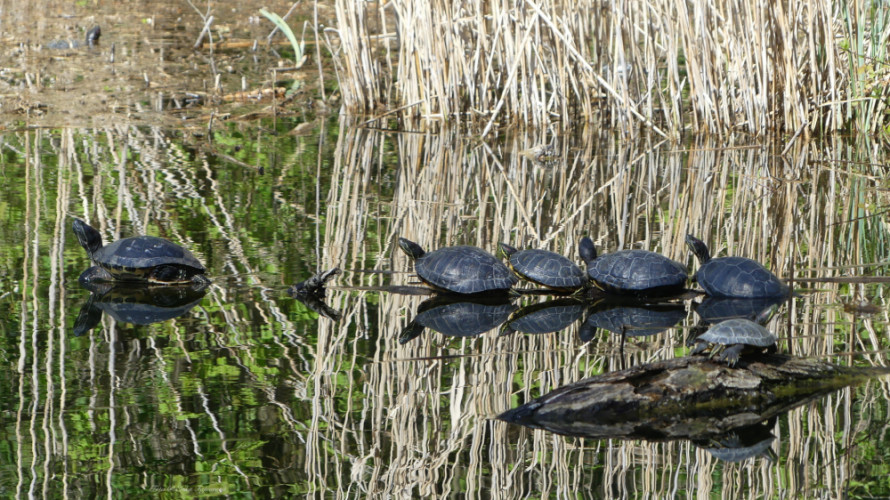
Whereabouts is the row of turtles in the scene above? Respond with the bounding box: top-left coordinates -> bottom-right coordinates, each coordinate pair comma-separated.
70,218 -> 780,367
398,235 -> 789,299
399,235 -> 785,366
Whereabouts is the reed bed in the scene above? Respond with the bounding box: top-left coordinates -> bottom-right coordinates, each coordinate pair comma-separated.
315,115 -> 890,497
329,0 -> 890,136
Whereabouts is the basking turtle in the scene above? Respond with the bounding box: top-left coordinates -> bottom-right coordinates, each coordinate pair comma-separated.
398,237 -> 517,294
689,317 -> 778,366
685,234 -> 789,298
45,25 -> 101,50
583,237 -> 688,297
73,218 -> 209,285
498,241 -> 594,292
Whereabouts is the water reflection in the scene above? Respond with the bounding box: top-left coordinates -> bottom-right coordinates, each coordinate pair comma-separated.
694,419 -> 778,463
3,118 -> 890,497
73,281 -> 208,335
499,297 -> 587,336
578,299 -> 687,342
692,296 -> 788,325
399,294 -> 517,343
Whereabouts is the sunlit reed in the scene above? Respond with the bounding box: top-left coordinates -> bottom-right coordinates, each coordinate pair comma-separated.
329,0 -> 890,136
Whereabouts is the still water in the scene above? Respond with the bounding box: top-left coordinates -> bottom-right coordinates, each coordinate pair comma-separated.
1,122 -> 889,498
1,0 -> 889,496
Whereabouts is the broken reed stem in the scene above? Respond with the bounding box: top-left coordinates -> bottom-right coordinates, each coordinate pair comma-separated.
330,0 -> 890,136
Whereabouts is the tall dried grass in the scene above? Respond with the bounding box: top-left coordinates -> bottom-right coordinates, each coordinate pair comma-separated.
327,0 -> 890,136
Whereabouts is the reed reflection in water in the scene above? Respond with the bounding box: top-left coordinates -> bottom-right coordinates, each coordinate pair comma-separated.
2,119 -> 889,497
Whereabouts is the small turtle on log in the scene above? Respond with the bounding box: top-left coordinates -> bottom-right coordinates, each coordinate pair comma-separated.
690,317 -> 778,366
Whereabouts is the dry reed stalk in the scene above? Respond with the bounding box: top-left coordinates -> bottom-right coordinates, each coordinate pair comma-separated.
329,0 -> 890,135
314,119 -> 890,495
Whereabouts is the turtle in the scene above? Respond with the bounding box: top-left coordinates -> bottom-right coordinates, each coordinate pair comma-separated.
582,237 -> 688,297
689,317 -> 778,366
45,25 -> 101,50
685,234 -> 790,298
497,241 -> 594,292
398,237 -> 517,294
73,218 -> 209,285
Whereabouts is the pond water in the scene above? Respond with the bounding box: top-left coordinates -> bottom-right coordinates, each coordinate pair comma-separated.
2,1 -> 890,498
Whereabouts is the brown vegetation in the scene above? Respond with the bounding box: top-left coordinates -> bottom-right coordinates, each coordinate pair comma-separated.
328,0 -> 890,136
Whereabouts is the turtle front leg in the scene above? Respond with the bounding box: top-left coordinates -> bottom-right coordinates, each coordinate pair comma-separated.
689,340 -> 709,356
150,265 -> 189,283
718,344 -> 745,366
78,266 -> 114,284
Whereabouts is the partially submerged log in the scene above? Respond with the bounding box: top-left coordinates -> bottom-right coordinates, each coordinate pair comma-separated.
499,354 -> 890,441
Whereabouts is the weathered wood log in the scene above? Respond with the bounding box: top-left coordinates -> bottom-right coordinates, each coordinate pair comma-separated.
499,354 -> 890,441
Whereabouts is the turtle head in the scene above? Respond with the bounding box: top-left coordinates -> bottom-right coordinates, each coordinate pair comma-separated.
578,237 -> 597,265
685,234 -> 711,263
753,303 -> 779,325
398,238 -> 425,260
497,243 -> 518,259
73,219 -> 103,260
85,26 -> 101,47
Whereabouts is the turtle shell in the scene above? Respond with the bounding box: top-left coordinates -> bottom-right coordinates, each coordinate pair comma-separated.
414,245 -> 518,294
587,249 -> 687,296
696,318 -> 777,348
506,248 -> 587,291
695,257 -> 789,298
93,236 -> 206,281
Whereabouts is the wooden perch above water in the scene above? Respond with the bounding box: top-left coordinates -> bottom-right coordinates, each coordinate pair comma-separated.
499,355 -> 890,443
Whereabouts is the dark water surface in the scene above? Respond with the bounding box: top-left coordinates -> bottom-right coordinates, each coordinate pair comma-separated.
2,1 -> 890,498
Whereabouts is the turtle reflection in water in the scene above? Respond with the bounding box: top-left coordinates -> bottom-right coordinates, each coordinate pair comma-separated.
73,218 -> 209,285
578,300 -> 686,343
399,295 -> 517,344
499,298 -> 587,336
692,295 -> 787,326
74,280 -> 208,335
694,419 -> 778,463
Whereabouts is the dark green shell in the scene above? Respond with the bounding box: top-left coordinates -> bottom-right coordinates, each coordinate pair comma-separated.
587,249 -> 687,296
505,248 -> 587,291
92,235 -> 205,279
696,318 -> 777,348
411,244 -> 517,294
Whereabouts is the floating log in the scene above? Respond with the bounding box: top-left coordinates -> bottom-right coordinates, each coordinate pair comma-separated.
499,354 -> 890,441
